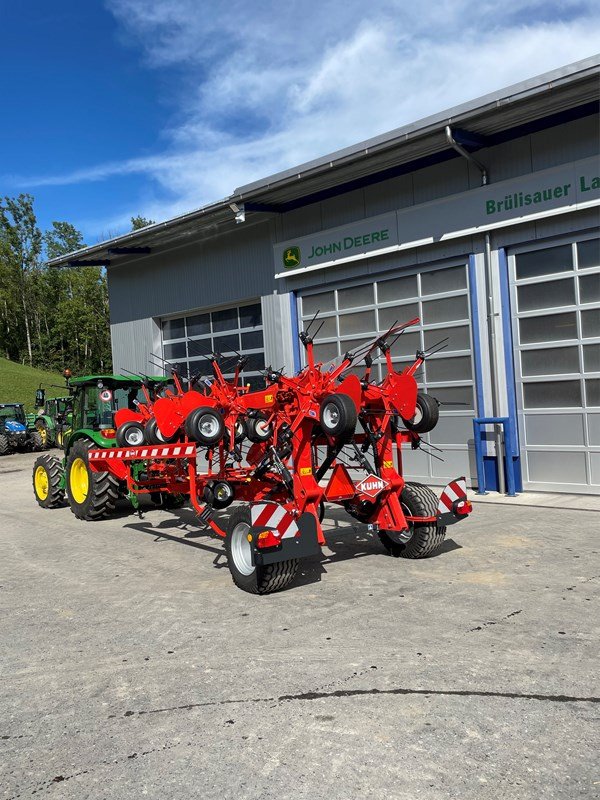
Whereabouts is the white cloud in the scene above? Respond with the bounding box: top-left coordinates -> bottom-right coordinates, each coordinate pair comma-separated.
12,1 -> 600,233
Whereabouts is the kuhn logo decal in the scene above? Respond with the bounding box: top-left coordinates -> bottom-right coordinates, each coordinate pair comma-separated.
356,473 -> 389,499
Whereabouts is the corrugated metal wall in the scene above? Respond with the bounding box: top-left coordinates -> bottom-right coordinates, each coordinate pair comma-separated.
108,220 -> 276,326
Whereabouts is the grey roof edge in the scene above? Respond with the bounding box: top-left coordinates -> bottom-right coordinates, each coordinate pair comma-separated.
234,54 -> 600,195
47,55 -> 600,268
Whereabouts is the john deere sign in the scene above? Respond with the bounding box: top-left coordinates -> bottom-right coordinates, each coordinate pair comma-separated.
274,156 -> 599,278
276,212 -> 398,273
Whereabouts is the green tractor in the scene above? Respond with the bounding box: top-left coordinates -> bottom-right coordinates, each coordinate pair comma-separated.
0,403 -> 44,456
29,389 -> 73,449
32,374 -> 171,519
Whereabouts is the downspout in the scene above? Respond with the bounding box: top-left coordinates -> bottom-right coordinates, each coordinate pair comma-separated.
445,126 -> 505,494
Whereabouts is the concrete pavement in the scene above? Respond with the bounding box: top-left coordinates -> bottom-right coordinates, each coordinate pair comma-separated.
1,450 -> 598,799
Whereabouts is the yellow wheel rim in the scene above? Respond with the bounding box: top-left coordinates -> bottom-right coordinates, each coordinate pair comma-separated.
39,427 -> 47,445
56,431 -> 64,448
34,465 -> 49,500
70,457 -> 89,504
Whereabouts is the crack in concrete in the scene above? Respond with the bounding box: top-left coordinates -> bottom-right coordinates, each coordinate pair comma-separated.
468,608 -> 523,632
115,684 -> 599,719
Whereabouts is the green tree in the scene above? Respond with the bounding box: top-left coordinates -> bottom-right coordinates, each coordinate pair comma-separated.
0,194 -> 42,365
130,215 -> 155,230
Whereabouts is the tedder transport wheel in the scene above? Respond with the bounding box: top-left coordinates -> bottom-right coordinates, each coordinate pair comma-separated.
185,407 -> 225,446
144,417 -> 179,445
402,392 -> 439,434
225,506 -> 299,595
116,421 -> 146,447
65,439 -> 120,521
319,393 -> 357,438
379,482 -> 446,559
32,454 -> 65,508
0,434 -> 10,456
245,414 -> 272,444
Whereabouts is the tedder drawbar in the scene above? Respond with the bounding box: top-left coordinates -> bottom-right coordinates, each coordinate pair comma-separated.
33,317 -> 472,594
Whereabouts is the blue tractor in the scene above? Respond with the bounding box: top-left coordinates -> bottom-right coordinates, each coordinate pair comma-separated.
0,403 -> 44,456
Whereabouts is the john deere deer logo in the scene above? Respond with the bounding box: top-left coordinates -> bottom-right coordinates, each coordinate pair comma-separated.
283,246 -> 301,268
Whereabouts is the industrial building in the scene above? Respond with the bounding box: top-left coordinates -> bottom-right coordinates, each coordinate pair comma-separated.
49,57 -> 600,494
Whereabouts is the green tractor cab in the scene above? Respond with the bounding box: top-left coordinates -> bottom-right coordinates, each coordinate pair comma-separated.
31,393 -> 73,449
32,374 -> 172,520
0,403 -> 44,456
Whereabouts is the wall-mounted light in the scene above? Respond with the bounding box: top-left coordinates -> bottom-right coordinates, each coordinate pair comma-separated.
229,202 -> 246,223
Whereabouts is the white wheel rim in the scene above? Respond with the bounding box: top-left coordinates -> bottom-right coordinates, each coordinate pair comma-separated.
126,427 -> 144,446
322,403 -> 339,430
255,419 -> 270,438
231,521 -> 254,576
412,405 -> 423,424
199,414 -> 220,438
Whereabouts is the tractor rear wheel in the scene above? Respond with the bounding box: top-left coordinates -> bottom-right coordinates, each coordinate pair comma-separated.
378,482 -> 446,558
65,439 -> 120,521
32,455 -> 65,508
0,434 -> 10,456
225,506 -> 299,594
402,392 -> 439,434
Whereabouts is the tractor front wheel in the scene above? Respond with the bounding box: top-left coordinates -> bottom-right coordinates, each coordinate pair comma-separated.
65,440 -> 120,520
0,433 -> 11,456
29,430 -> 44,452
35,421 -> 50,449
378,482 -> 446,558
32,455 -> 65,508
225,506 -> 299,594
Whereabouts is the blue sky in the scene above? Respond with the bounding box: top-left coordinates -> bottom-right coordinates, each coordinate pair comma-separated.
1,1 -> 599,245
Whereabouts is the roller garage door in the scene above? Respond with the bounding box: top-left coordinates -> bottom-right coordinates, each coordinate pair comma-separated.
298,261 -> 478,486
160,301 -> 266,390
509,236 -> 600,493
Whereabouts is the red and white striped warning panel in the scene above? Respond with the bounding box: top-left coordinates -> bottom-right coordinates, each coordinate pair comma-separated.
89,443 -> 197,461
438,477 -> 468,514
251,502 -> 299,539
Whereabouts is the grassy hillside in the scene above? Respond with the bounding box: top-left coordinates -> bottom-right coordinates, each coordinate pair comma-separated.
0,358 -> 67,410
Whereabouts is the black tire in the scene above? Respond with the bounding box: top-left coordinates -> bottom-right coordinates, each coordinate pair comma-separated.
144,417 -> 179,445
32,454 -> 65,509
234,419 -> 247,443
29,430 -> 44,452
378,482 -> 446,559
225,505 -> 299,594
245,414 -> 273,444
185,407 -> 225,446
116,420 -> 146,447
35,420 -> 51,449
203,480 -> 235,510
0,433 -> 11,456
65,439 -> 120,521
402,393 -> 439,434
319,393 -> 357,438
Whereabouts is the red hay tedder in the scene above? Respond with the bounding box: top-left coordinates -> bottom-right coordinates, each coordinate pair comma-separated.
86,316 -> 472,594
